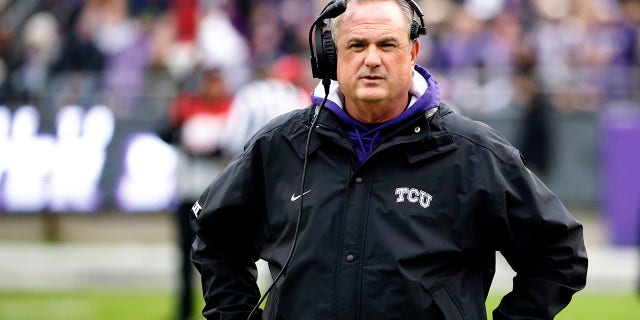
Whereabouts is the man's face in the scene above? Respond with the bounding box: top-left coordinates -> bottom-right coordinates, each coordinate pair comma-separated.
335,1 -> 418,113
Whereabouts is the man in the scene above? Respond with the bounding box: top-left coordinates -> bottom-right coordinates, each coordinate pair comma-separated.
167,65 -> 234,320
190,1 -> 588,319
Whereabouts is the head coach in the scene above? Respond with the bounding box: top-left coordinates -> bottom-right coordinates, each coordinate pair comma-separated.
189,0 -> 588,319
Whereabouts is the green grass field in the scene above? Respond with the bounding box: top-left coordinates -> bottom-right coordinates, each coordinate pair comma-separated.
0,290 -> 203,320
0,290 -> 638,320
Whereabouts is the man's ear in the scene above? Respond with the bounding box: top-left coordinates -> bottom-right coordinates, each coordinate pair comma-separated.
410,39 -> 420,66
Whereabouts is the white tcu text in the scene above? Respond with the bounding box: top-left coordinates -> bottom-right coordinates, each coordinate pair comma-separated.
395,187 -> 433,208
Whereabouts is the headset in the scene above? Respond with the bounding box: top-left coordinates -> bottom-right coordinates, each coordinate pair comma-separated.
246,1 -> 427,319
309,0 -> 427,87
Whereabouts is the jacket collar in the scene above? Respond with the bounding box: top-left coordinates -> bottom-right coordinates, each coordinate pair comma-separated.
285,104 -> 457,164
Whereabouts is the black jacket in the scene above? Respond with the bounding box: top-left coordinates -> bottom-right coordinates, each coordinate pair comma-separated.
191,103 -> 588,320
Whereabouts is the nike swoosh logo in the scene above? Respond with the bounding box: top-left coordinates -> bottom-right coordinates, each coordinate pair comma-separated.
290,190 -> 311,201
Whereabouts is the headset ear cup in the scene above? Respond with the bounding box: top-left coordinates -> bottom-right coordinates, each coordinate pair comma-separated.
321,30 -> 338,80
314,26 -> 338,80
410,20 -> 420,40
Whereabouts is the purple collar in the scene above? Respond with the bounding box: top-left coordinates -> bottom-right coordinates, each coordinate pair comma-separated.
311,65 -> 441,163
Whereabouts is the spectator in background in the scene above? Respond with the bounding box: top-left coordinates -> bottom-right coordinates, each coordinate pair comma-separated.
0,0 -> 61,102
196,4 -> 251,93
91,0 -> 156,118
159,4 -> 255,319
224,0 -> 316,64
11,11 -> 59,103
166,64 -> 234,320
513,45 -> 554,180
221,54 -> 312,157
430,5 -> 484,71
565,0 -> 619,112
606,0 -> 640,102
48,0 -> 106,110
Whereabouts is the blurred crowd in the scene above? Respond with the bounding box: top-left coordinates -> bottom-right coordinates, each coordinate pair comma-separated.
0,0 -> 639,120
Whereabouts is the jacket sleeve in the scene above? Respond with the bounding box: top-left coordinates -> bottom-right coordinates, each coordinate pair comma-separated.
492,152 -> 588,320
190,148 -> 266,320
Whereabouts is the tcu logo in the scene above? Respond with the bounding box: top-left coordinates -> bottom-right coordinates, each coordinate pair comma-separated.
395,187 -> 433,208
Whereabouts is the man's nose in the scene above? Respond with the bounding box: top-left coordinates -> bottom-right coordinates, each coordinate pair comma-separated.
364,46 -> 381,67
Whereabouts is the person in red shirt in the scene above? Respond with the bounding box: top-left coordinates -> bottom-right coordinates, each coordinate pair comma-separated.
169,65 -> 234,153
168,64 -> 233,320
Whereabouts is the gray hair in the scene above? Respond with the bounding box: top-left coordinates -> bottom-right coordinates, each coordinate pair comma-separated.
330,0 -> 416,43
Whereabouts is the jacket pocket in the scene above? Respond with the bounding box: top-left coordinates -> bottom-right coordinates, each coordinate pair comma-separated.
428,282 -> 465,320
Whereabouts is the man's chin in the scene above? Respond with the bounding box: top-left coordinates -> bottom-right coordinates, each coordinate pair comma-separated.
355,90 -> 386,103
